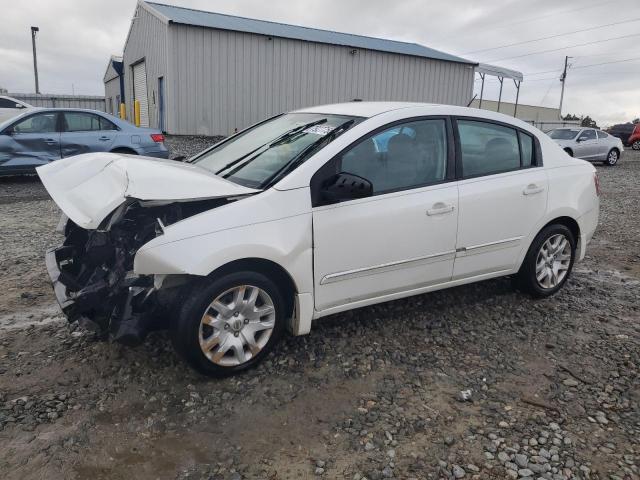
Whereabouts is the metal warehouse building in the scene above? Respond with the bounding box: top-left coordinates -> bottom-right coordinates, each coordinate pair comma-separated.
107,1 -> 477,136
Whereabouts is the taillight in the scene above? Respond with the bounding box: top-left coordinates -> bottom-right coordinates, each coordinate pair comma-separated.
150,133 -> 165,143
594,173 -> 601,196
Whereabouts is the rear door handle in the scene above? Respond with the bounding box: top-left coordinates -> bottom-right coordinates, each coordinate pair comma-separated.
98,136 -> 111,141
427,203 -> 455,216
44,138 -> 57,145
523,184 -> 544,195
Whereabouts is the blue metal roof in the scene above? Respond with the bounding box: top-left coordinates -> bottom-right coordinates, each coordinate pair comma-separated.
145,2 -> 475,65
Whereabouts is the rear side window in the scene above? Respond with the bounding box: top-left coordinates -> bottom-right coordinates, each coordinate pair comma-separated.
63,112 -> 116,132
597,130 -> 608,139
458,120 -> 520,177
519,131 -> 534,167
0,98 -> 20,108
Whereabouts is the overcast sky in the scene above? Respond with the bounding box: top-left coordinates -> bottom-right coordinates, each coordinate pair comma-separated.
1,0 -> 638,126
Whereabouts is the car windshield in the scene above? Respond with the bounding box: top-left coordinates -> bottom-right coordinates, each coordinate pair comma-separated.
548,129 -> 580,140
191,113 -> 363,188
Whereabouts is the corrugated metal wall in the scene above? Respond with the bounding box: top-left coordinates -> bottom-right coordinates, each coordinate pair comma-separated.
9,93 -> 106,111
104,78 -> 120,115
122,4 -> 169,129
166,24 -> 475,136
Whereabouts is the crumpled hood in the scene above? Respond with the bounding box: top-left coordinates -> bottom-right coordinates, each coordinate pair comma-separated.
37,152 -> 259,229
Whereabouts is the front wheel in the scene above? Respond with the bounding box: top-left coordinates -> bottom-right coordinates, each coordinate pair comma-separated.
516,224 -> 576,298
604,149 -> 619,166
172,271 -> 285,377
632,141 -> 640,151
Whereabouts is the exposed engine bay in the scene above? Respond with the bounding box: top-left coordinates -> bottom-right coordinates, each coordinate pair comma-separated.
46,198 -> 229,345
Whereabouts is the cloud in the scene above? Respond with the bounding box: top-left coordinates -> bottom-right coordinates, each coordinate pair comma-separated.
1,0 -> 638,125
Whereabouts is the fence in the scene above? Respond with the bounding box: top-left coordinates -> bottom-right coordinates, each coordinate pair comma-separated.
8,93 -> 106,112
525,120 -> 581,132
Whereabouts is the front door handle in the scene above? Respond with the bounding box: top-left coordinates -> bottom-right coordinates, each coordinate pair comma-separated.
98,136 -> 111,141
523,184 -> 544,195
44,138 -> 57,145
427,203 -> 455,216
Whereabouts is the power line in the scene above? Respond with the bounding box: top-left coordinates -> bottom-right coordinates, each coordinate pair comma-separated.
442,0 -> 618,41
463,17 -> 640,54
571,56 -> 640,69
485,32 -> 640,62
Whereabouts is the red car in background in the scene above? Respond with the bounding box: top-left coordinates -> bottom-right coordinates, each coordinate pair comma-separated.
608,123 -> 640,150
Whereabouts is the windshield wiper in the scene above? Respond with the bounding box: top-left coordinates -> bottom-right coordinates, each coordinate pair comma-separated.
263,119 -> 356,188
214,118 -> 329,178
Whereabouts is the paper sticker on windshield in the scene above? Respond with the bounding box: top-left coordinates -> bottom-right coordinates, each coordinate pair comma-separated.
303,125 -> 335,136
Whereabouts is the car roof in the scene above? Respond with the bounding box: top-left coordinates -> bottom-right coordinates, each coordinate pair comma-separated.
295,101 -> 428,118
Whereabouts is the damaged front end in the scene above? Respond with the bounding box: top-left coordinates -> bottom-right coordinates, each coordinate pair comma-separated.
45,199 -> 226,345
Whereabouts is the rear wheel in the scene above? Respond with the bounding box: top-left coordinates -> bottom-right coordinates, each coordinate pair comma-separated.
604,149 -> 619,166
172,271 -> 285,377
516,224 -> 576,298
110,148 -> 138,155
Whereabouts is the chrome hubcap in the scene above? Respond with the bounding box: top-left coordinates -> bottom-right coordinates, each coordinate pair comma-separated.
535,234 -> 571,289
198,285 -> 275,366
608,151 -> 618,163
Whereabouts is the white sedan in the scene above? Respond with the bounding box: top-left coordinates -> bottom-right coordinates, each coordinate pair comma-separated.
0,95 -> 34,123
38,102 -> 600,377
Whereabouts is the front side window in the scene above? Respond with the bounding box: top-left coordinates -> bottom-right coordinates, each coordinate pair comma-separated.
191,113 -> 362,188
458,120 -> 520,177
338,119 -> 447,194
63,112 -> 112,132
548,129 -> 580,140
12,113 -> 57,134
579,130 -> 596,141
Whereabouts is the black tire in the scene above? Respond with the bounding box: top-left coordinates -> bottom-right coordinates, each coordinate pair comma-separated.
564,148 -> 573,157
172,271 -> 285,377
110,148 -> 138,155
632,140 -> 640,151
604,148 -> 619,166
516,224 -> 576,298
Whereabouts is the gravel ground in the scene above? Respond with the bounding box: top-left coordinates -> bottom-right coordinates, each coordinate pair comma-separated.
0,143 -> 638,480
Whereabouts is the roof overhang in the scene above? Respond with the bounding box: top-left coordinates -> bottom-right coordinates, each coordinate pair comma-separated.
476,63 -> 523,82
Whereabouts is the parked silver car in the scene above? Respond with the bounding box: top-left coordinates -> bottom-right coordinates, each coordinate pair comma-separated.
547,127 -> 623,166
0,108 -> 169,176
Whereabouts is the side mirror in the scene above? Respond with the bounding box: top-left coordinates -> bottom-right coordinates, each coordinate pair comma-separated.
2,127 -> 14,135
576,136 -> 586,142
320,172 -> 373,204
15,103 -> 25,109
172,155 -> 186,162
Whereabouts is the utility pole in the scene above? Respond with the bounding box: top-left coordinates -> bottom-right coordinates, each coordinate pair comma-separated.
31,26 -> 40,94
558,55 -> 571,119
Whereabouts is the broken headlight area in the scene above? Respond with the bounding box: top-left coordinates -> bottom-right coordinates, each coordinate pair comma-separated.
45,198 -> 227,345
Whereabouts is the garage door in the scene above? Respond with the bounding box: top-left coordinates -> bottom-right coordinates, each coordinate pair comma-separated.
132,62 -> 149,127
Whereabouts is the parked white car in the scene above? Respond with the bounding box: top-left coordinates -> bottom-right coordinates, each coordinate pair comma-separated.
38,102 -> 600,376
547,127 -> 624,166
0,95 -> 34,123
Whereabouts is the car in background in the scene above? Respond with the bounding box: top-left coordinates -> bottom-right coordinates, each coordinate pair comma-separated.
626,124 -> 640,150
39,102 -> 600,377
607,122 -> 638,148
0,108 -> 169,175
547,127 -> 623,166
0,95 -> 34,123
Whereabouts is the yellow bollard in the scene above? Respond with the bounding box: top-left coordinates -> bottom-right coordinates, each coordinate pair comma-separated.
134,100 -> 141,126
119,103 -> 126,120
